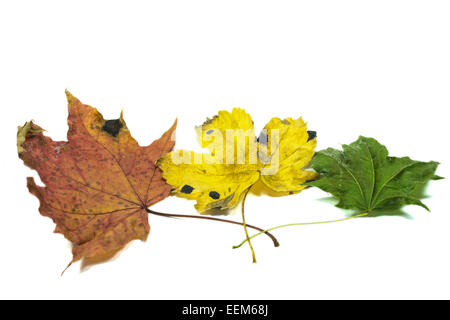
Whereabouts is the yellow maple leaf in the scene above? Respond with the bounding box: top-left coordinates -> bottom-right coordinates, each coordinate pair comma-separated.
157,108 -> 318,213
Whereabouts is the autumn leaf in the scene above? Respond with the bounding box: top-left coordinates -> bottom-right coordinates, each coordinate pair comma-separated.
157,108 -> 318,213
17,91 -> 176,269
157,109 -> 317,262
306,136 -> 441,214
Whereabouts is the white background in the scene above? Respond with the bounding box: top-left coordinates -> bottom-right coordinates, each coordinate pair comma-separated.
1,0 -> 449,299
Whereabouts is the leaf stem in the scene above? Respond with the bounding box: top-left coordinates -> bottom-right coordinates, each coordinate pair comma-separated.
232,212 -> 368,249
145,207 -> 280,247
241,188 -> 257,263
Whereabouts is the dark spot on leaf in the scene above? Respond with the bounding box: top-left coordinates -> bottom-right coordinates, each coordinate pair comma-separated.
206,129 -> 214,134
257,131 -> 268,145
102,119 -> 123,137
209,191 -> 220,199
307,131 -> 317,142
180,185 -> 194,194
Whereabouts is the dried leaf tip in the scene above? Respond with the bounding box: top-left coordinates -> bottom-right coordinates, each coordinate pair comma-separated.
171,118 -> 178,129
17,121 -> 44,154
64,89 -> 77,105
169,118 -> 178,140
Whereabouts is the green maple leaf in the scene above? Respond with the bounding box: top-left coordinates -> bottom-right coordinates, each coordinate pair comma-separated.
306,136 -> 442,214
